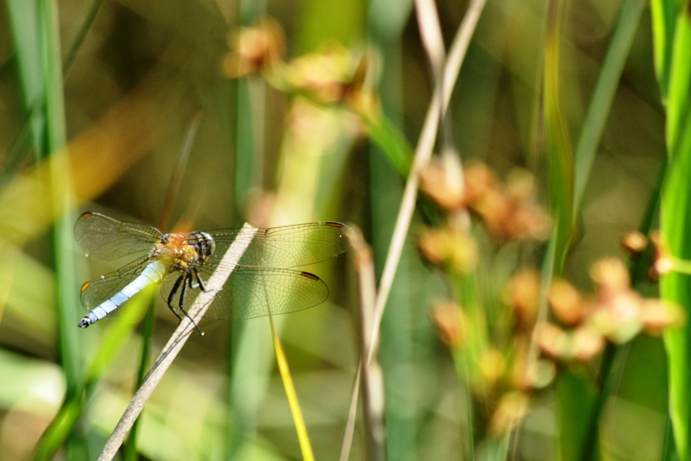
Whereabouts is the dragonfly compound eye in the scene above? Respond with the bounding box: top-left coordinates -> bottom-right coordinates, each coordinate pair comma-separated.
189,231 -> 216,260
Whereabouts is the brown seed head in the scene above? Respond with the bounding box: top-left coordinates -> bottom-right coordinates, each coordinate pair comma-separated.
431,300 -> 466,347
222,17 -> 285,78
590,290 -> 644,344
286,45 -> 355,104
571,324 -> 604,361
548,279 -> 586,326
534,322 -> 569,359
591,258 -> 630,300
650,232 -> 673,277
463,162 -> 496,204
489,392 -> 530,437
504,269 -> 541,329
419,155 -> 465,211
621,231 -> 648,254
417,226 -> 478,274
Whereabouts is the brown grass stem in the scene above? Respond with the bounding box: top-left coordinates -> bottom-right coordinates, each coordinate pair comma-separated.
366,0 -> 487,367
338,2 -> 488,458
340,227 -> 385,461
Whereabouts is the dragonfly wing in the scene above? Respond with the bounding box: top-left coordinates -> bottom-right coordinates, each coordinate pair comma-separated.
161,267 -> 329,321
207,221 -> 349,268
74,211 -> 161,260
80,255 -> 153,310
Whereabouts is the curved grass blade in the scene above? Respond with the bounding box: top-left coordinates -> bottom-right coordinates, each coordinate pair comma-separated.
33,287 -> 153,461
269,314 -> 315,461
572,0 -> 648,217
543,0 -> 574,271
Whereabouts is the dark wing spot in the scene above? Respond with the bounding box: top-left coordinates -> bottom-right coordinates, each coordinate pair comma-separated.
300,271 -> 320,281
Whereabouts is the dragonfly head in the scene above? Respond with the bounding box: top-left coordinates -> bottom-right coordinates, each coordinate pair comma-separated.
188,231 -> 216,262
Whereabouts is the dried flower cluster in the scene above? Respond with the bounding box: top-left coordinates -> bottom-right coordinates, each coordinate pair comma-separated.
431,292 -> 555,436
222,17 -> 378,120
418,225 -> 478,274
533,258 -> 683,361
221,17 -> 285,78
431,257 -> 683,436
419,161 -> 554,436
419,159 -> 552,242
422,160 -> 683,437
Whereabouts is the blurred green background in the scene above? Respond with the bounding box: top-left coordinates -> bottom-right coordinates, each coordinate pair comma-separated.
0,0 -> 673,460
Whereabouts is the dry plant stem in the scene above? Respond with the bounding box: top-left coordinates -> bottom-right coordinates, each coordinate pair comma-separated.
340,228 -> 385,461
339,366 -> 362,461
416,0 -> 451,158
415,0 -> 447,77
341,1 -> 487,456
367,0 -> 487,366
97,224 -> 258,461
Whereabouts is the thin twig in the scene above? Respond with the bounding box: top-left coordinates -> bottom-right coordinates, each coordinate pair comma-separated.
367,0 -> 487,366
340,227 -> 384,461
415,0 -> 447,79
97,224 -> 258,461
337,2 -> 487,458
339,366 -> 362,461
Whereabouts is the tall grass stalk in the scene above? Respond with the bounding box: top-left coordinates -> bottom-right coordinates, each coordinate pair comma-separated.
655,1 -> 691,459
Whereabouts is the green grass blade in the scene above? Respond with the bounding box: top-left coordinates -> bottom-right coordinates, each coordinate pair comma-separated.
573,0 -> 648,216
543,0 -> 574,271
6,3 -> 83,458
660,6 -> 691,461
33,290 -> 151,461
5,0 -> 45,161
567,1 -> 651,458
661,100 -> 691,461
38,0 -> 82,393
556,370 -> 600,461
662,413 -> 676,460
363,114 -> 413,177
650,0 -> 683,101
4,0 -> 105,177
542,2 -> 606,461
665,8 -> 691,157
62,0 -> 105,74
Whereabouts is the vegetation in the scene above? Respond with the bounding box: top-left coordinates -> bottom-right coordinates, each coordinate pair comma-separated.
0,0 -> 688,460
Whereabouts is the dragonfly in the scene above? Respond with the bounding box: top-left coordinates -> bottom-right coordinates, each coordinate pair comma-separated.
74,211 -> 349,328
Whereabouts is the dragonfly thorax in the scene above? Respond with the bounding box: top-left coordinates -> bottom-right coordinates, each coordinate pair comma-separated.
150,231 -> 216,272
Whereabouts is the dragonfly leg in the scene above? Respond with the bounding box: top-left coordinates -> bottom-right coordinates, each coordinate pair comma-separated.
177,273 -> 203,335
190,268 -> 210,292
167,274 -> 185,322
179,273 -> 191,313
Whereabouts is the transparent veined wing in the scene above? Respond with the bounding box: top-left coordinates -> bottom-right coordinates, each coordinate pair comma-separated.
80,255 -> 153,310
207,221 -> 349,268
74,211 -> 162,261
160,266 -> 329,320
